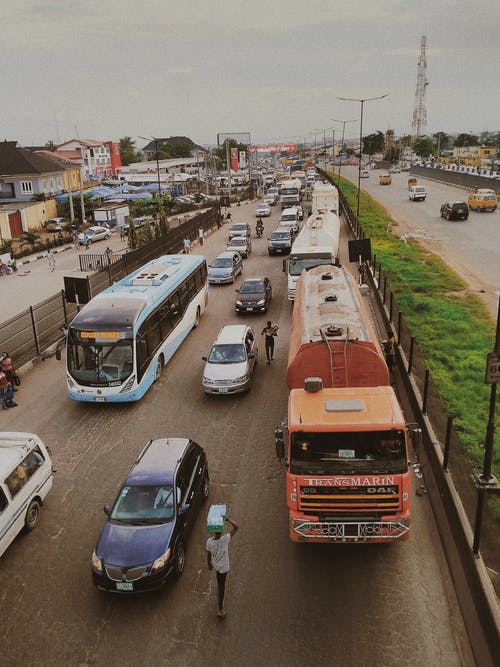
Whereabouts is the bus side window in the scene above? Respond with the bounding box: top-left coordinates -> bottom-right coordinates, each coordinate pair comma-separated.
136,336 -> 149,381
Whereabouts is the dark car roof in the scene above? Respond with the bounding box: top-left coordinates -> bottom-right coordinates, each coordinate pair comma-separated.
127,438 -> 192,486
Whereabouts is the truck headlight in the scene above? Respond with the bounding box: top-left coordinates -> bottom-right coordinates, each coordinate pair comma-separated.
151,547 -> 171,572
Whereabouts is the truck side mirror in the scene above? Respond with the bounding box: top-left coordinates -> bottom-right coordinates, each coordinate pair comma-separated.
275,426 -> 285,460
55,349 -> 61,361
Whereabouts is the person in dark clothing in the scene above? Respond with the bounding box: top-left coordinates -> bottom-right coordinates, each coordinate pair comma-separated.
261,321 -> 278,364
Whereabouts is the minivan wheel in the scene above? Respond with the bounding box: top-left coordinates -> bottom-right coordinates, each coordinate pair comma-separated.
173,540 -> 185,578
25,500 -> 41,531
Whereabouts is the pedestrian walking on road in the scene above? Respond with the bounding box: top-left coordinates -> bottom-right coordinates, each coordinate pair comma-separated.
83,234 -> 90,250
206,516 -> 239,619
261,320 -> 279,363
198,227 -> 204,246
183,237 -> 191,254
47,250 -> 56,272
1,352 -> 17,390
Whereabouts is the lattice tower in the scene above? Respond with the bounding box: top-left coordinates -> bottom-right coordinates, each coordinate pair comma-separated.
412,35 -> 429,138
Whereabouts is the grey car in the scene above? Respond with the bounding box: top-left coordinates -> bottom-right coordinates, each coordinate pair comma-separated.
226,236 -> 252,258
202,325 -> 258,394
208,251 -> 243,284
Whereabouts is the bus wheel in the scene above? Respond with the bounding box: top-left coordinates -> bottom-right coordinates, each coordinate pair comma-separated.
155,356 -> 164,381
194,306 -> 201,328
25,500 -> 41,531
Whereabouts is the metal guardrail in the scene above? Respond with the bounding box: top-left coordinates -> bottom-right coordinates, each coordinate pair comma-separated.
319,168 -> 500,664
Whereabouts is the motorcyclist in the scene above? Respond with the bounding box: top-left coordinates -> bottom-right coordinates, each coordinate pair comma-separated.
256,218 -> 264,237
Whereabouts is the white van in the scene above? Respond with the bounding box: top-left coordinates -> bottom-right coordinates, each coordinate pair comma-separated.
280,207 -> 300,235
0,432 -> 53,557
408,185 -> 427,201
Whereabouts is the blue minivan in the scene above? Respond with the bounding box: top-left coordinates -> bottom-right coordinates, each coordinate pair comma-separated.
92,438 -> 209,592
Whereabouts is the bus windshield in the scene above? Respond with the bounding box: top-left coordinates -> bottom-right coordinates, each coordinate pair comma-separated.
67,330 -> 134,386
290,430 -> 407,475
289,257 -> 332,276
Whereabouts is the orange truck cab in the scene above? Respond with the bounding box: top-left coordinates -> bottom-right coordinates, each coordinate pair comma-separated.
407,177 -> 417,189
379,174 -> 392,185
277,383 -> 411,543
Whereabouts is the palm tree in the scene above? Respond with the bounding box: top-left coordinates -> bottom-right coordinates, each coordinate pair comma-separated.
21,231 -> 42,252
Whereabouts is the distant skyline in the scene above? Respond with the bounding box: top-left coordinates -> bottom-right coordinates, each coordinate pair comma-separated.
2,1 -> 499,149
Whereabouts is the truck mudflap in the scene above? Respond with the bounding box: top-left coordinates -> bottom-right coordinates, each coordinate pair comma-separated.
291,518 -> 410,542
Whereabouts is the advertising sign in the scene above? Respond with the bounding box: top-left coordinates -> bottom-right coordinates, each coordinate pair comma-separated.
231,148 -> 239,172
249,144 -> 298,153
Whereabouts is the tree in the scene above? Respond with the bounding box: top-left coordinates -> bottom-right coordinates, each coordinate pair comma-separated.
214,138 -> 248,169
432,132 -> 449,151
119,137 -> 139,166
21,231 -> 41,252
45,140 -> 57,151
454,133 -> 479,147
413,136 -> 434,158
362,131 -> 385,156
58,193 -> 98,224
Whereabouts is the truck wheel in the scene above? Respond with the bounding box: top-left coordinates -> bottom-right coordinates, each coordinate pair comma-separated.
25,500 -> 41,531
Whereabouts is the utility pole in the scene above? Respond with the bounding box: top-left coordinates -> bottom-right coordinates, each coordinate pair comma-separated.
331,118 -> 357,187
338,94 -> 389,222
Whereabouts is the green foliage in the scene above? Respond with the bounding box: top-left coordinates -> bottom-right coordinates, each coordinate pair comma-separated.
335,173 -> 500,489
362,131 -> 385,155
155,138 -> 195,160
20,230 -> 41,251
119,136 -> 140,166
127,220 -> 137,249
58,194 -> 98,222
214,138 -> 248,169
432,131 -> 449,150
454,133 -> 479,147
413,136 -> 434,157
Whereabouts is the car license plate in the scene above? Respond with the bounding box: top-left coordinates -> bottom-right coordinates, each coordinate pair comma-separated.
116,582 -> 133,591
218,387 -> 228,393
246,307 -> 253,311
276,249 -> 282,253
95,397 -> 106,402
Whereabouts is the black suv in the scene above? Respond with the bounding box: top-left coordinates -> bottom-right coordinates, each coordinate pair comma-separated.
440,201 -> 469,221
92,438 -> 209,592
268,226 -> 293,255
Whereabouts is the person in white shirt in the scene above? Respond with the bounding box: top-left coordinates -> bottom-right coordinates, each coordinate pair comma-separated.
206,515 -> 239,618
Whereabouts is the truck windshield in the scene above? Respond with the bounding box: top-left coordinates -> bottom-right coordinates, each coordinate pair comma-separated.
290,430 -> 407,475
289,257 -> 332,276
67,330 -> 134,386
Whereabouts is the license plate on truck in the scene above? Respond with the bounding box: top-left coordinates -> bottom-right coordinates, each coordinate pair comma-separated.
116,582 -> 133,591
95,397 -> 106,402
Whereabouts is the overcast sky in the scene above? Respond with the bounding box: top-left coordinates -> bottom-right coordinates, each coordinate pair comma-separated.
2,0 -> 499,149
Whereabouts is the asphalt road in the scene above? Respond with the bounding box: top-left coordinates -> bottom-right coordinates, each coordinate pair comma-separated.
338,165 -> 500,320
0,200 -> 474,666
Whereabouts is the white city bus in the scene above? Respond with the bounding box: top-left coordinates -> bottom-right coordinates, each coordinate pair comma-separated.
66,254 -> 208,402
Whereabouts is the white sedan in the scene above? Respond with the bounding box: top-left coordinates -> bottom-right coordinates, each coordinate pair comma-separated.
256,203 -> 271,217
78,226 -> 111,245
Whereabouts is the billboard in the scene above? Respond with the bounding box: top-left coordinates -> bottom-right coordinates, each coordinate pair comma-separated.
249,144 -> 298,153
230,148 -> 239,172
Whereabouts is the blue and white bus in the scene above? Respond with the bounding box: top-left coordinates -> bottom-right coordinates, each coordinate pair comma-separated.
66,254 -> 208,402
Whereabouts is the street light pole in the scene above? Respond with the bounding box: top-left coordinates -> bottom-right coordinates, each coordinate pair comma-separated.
338,94 -> 389,222
139,135 -> 163,221
331,118 -> 357,187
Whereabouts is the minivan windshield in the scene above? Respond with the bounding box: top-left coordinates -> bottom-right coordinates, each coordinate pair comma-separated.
111,484 -> 175,524
208,344 -> 246,363
211,257 -> 232,268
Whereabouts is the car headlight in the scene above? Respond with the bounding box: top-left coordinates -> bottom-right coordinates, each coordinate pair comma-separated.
236,300 -> 243,306
92,550 -> 103,573
151,547 -> 171,572
256,299 -> 266,306
234,374 -> 249,383
203,377 -> 214,384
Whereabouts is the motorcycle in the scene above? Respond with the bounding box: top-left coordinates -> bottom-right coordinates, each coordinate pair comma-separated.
256,222 -> 264,238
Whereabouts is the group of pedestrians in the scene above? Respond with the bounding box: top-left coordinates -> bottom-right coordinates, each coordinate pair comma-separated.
0,352 -> 18,410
